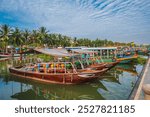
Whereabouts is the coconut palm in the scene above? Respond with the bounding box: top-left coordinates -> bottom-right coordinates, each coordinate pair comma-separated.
0,24 -> 12,53
72,37 -> 78,46
37,27 -> 49,47
47,34 -> 54,47
29,30 -> 39,47
22,29 -> 30,46
11,27 -> 24,53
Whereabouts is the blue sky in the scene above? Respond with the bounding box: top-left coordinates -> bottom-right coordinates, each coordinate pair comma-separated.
0,0 -> 150,44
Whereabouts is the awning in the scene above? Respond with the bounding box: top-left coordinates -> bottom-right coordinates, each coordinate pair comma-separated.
70,49 -> 97,54
34,48 -> 76,57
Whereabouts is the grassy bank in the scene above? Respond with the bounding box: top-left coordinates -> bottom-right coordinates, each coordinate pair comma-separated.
134,56 -> 147,65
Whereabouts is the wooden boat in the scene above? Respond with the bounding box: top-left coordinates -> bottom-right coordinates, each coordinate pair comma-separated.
0,53 -> 20,58
0,53 -> 12,57
0,58 -> 9,62
54,48 -> 119,70
83,57 -> 120,70
9,62 -> 108,84
88,61 -> 119,70
116,55 -> 138,63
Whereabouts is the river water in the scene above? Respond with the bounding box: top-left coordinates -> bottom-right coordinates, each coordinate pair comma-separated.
0,58 -> 146,100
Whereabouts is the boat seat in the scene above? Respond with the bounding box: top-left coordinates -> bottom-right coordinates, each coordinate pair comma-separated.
56,69 -> 65,73
47,69 -> 54,73
67,69 -> 73,73
39,68 -> 44,72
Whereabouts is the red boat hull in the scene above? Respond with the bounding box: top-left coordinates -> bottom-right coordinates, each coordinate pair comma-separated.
88,61 -> 119,70
9,67 -> 102,84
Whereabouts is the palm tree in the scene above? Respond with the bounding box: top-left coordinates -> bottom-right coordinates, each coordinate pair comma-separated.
38,27 -> 49,47
47,34 -> 54,47
22,29 -> 30,46
72,37 -> 78,46
60,35 -> 72,47
11,27 -> 24,52
49,33 -> 58,47
0,24 -> 12,53
29,30 -> 38,46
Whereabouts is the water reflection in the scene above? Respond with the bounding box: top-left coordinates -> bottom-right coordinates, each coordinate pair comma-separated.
0,60 -> 144,100
98,63 -> 139,100
115,63 -> 138,76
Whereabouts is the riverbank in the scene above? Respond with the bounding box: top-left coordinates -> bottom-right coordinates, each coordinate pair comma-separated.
133,55 -> 150,99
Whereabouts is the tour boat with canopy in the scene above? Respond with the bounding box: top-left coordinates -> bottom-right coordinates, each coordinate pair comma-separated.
69,49 -> 120,70
9,48 -> 108,84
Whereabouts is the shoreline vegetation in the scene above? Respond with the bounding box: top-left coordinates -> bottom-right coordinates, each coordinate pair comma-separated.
0,24 -> 144,52
0,24 -> 149,64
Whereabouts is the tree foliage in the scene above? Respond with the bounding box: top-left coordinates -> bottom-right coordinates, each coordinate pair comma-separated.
0,24 -> 141,51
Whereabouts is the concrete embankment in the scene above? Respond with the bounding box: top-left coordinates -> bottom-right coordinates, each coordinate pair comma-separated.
133,56 -> 150,100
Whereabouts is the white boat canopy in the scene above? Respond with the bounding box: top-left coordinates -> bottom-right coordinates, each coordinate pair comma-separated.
34,48 -> 77,57
70,49 -> 97,54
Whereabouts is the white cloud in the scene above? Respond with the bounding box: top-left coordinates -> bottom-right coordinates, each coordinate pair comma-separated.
0,0 -> 150,44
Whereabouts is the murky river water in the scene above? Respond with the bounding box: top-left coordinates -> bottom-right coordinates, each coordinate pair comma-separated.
0,58 -> 146,100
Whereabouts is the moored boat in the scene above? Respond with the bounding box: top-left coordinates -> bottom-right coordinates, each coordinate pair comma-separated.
68,48 -> 120,70
0,53 -> 20,58
85,57 -> 120,70
9,62 -> 108,84
116,55 -> 138,63
0,58 -> 9,62
0,53 -> 12,57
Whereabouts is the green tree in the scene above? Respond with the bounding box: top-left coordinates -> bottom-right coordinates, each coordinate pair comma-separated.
29,30 -> 39,46
11,27 -> 24,52
0,24 -> 12,53
38,27 -> 49,47
22,29 -> 30,46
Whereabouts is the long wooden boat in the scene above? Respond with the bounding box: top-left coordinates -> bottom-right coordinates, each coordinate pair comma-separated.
48,48 -> 119,70
0,53 -> 12,57
88,61 -> 119,70
0,53 -> 20,58
0,58 -> 9,62
116,55 -> 138,63
9,62 -> 108,84
80,56 -> 120,70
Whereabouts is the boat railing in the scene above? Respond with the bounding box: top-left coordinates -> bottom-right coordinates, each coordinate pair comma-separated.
28,62 -> 77,74
88,56 -> 103,64
73,56 -> 104,69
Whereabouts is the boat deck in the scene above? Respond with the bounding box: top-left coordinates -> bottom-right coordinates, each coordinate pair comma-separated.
0,58 -> 9,62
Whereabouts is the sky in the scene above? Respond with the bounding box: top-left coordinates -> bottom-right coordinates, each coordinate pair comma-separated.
0,0 -> 150,44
